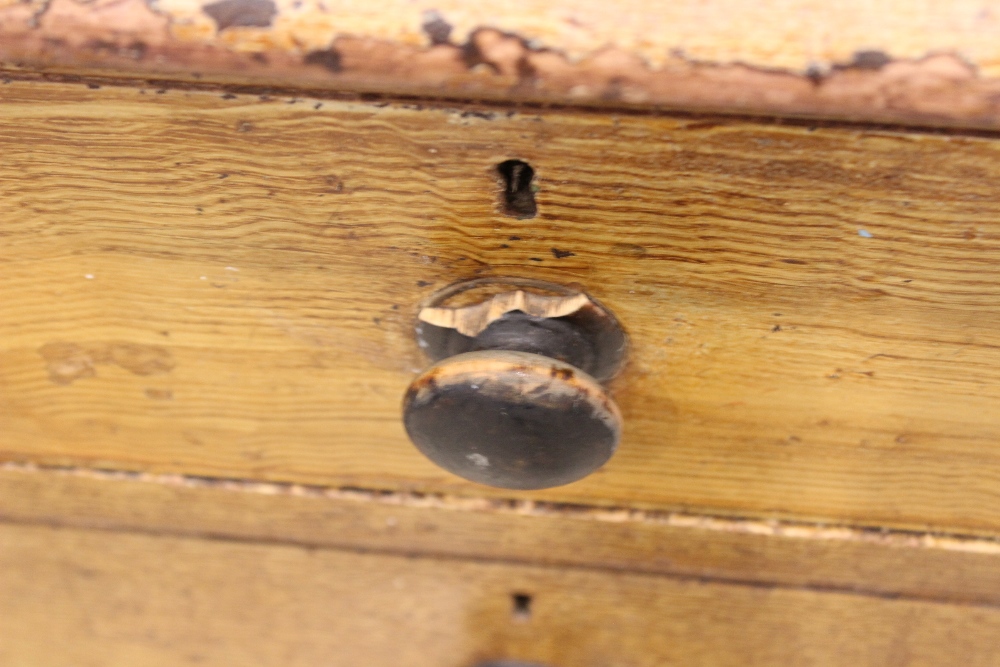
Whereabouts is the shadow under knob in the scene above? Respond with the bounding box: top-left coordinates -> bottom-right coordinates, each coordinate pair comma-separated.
403,350 -> 622,490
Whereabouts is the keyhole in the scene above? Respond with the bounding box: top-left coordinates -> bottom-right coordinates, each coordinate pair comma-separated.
511,592 -> 533,620
497,160 -> 537,219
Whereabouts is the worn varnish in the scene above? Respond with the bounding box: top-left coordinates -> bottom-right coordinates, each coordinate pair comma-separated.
4,516 -> 1000,666
3,1 -> 1000,127
5,79 -> 1000,534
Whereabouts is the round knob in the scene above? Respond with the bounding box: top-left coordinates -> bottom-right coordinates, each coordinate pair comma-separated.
403,349 -> 622,490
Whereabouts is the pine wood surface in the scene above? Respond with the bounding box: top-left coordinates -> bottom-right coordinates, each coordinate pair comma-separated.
4,78 -> 1000,535
3,517 -> 1000,666
3,0 -> 1000,127
5,464 -> 1000,609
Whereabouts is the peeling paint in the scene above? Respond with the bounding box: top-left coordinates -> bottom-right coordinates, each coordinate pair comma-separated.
203,0 -> 277,30
1,1 -> 1000,127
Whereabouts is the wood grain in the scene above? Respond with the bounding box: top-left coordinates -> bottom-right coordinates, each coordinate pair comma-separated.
3,0 -> 1000,127
6,464 -> 1000,608
5,79 -> 1000,533
4,518 -> 1000,666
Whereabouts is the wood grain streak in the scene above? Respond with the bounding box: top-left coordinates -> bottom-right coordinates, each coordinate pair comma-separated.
3,80 -> 1000,534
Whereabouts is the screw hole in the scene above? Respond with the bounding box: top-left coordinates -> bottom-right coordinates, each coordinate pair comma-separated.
511,592 -> 533,620
496,160 -> 537,219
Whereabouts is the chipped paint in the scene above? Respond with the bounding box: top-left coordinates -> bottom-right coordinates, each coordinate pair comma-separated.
0,0 -> 999,127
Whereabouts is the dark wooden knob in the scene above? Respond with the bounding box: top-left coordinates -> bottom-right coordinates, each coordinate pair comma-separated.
403,350 -> 622,490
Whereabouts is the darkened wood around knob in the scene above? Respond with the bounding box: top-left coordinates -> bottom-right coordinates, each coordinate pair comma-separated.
403,279 -> 627,490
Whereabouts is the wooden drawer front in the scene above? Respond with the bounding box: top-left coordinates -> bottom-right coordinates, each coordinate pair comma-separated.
3,79 -> 1000,535
4,519 -> 1000,667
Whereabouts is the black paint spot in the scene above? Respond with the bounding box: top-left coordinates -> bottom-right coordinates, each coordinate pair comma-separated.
496,159 -> 537,219
421,11 -> 453,46
461,31 -> 498,73
304,49 -> 342,73
461,27 -> 535,80
87,83 -> 101,89
551,248 -> 574,259
460,110 -> 495,120
203,0 -> 277,30
416,280 -> 433,287
849,50 -> 891,70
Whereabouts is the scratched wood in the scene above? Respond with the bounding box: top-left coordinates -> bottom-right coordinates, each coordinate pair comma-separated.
4,465 -> 1000,608
3,520 -> 1000,666
4,79 -> 1000,533
4,0 -> 1000,127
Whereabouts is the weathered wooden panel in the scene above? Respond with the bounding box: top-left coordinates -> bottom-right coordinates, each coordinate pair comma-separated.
3,519 -> 1000,666
4,465 -> 1000,608
4,80 -> 1000,533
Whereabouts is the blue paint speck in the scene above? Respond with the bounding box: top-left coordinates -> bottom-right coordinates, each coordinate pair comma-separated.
858,229 -> 873,238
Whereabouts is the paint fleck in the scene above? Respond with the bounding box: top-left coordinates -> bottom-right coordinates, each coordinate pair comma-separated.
225,266 -> 239,271
84,274 -> 94,279
858,229 -> 874,238
203,0 -> 277,30
467,453 -> 489,468
850,50 -> 892,70
303,49 -> 342,73
421,10 -> 453,46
